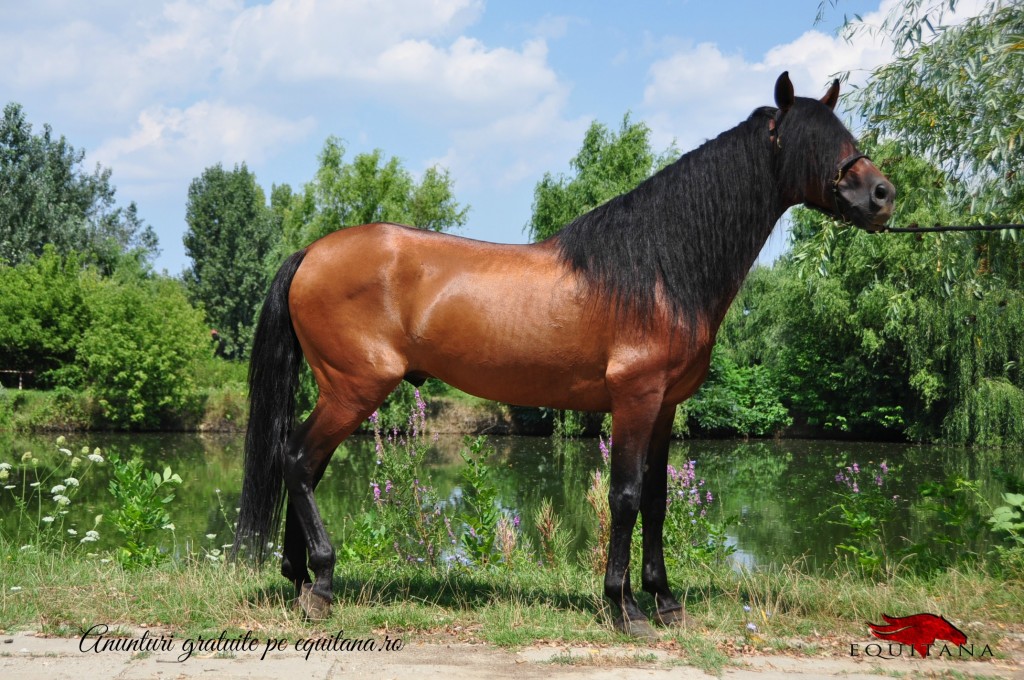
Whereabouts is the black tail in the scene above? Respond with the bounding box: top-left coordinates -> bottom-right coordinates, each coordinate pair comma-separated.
232,249 -> 307,564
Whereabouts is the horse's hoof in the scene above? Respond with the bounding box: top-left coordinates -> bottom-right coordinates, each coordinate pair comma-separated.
613,615 -> 660,641
297,582 -> 332,621
654,605 -> 692,628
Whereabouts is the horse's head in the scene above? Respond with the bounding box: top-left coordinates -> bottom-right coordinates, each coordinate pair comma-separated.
771,72 -> 895,232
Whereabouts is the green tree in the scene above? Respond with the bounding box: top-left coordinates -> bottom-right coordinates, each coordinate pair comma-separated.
183,163 -> 277,360
276,136 -> 469,256
0,102 -> 158,271
527,114 -> 679,242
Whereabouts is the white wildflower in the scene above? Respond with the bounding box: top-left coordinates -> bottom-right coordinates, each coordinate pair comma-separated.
205,533 -> 216,540
87,453 -> 104,464
29,482 -> 40,488
56,436 -> 66,446
162,523 -> 175,531
67,529 -> 78,536
42,516 -> 54,523
59,448 -> 72,457
0,462 -> 11,471
50,484 -> 67,494
53,495 -> 71,506
10,586 -> 22,592
80,530 -> 100,544
63,477 -> 79,487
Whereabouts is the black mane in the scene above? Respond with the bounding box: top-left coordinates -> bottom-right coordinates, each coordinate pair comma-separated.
551,98 -> 854,336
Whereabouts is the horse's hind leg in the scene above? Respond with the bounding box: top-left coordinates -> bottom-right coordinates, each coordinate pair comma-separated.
281,398 -> 379,620
640,406 -> 690,627
281,466 -> 328,596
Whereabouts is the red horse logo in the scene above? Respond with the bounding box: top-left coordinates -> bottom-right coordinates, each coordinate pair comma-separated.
867,613 -> 968,657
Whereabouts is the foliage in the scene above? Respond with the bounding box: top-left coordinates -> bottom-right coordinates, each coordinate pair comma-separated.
456,436 -> 504,566
183,163 -> 278,360
909,474 -> 985,572
0,102 -> 158,271
341,390 -> 451,565
273,136 -> 469,259
527,114 -> 678,242
683,348 -> 792,437
662,459 -> 734,569
533,498 -> 570,569
0,246 -> 90,386
988,491 -> 1024,575
106,451 -> 181,568
824,460 -> 899,575
76,265 -> 210,429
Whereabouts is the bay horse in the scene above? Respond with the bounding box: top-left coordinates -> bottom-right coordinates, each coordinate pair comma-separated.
233,72 -> 895,638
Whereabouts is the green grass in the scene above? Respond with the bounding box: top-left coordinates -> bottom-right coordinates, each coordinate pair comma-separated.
2,540 -> 1021,665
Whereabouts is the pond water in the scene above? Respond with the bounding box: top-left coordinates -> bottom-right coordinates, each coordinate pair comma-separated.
2,432 -> 1021,571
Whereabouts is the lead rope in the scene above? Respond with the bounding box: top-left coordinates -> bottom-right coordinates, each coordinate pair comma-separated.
878,223 -> 1024,233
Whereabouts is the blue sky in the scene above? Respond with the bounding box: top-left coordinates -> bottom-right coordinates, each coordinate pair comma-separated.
0,0 -> 983,274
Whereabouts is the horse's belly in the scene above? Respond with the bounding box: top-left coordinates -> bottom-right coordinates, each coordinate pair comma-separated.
408,299 -> 613,410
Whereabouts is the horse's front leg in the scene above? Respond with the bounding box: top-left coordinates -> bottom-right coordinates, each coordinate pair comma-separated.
640,405 -> 690,627
605,391 -> 665,640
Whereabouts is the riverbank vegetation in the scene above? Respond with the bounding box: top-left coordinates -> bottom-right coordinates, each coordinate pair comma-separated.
2,403 -> 1022,667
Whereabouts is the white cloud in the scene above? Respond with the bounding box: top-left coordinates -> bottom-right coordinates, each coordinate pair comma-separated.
93,101 -> 314,188
434,90 -> 590,190
641,0 -> 995,152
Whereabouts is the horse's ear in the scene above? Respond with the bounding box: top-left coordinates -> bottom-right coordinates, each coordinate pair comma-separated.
775,72 -> 794,113
821,79 -> 840,110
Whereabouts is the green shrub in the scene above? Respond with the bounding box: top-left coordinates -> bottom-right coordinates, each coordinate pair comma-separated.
77,272 -> 210,429
106,451 -> 182,568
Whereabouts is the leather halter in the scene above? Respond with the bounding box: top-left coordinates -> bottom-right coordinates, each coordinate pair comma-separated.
769,113 -> 870,223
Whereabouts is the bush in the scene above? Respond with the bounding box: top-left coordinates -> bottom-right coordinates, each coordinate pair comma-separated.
683,349 -> 791,437
77,271 -> 210,429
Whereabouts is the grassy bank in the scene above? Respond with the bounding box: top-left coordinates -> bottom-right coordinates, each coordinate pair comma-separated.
2,544 -> 1022,671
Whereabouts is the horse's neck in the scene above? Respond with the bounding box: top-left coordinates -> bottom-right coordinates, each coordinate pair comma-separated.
672,176 -> 787,331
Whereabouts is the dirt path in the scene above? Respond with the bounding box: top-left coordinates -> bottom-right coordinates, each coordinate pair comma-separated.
2,630 -> 1022,679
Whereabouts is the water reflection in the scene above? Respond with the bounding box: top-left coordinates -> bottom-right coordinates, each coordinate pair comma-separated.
1,432 -> 1019,570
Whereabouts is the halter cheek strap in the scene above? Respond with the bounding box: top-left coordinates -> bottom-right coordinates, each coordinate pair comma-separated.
828,152 -> 870,221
